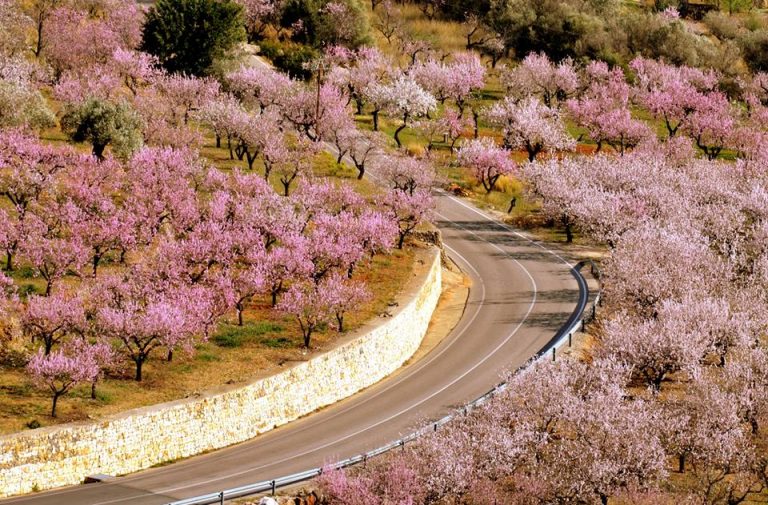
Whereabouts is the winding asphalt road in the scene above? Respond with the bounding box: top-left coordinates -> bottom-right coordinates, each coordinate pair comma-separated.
1,189 -> 580,505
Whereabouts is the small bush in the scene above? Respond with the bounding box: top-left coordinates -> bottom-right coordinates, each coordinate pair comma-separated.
259,40 -> 318,80
740,29 -> 768,72
703,12 -> 742,40
25,419 -> 41,429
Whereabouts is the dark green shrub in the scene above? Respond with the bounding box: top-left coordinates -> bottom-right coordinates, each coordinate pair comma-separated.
141,0 -> 246,76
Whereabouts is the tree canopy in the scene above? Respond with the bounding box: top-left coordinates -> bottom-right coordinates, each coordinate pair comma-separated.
141,0 -> 246,76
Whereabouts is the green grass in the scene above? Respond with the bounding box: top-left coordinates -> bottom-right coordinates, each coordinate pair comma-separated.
212,321 -> 285,348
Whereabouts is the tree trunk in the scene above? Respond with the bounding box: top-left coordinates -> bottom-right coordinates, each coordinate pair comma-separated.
564,221 -> 573,243
35,16 -> 44,57
394,122 -> 407,148
135,358 -> 144,381
336,314 -> 344,332
372,110 -> 380,131
215,134 -> 221,148
237,302 -> 244,326
246,151 -> 257,170
356,165 -> 365,180
5,251 -> 12,271
51,392 -> 60,418
91,380 -> 97,400
679,454 -> 686,473
167,349 -> 173,362
92,253 -> 101,277
93,143 -> 106,160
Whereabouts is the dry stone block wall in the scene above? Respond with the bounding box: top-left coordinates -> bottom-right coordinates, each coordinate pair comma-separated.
0,248 -> 442,498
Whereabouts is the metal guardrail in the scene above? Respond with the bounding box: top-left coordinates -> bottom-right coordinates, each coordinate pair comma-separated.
166,261 -> 600,505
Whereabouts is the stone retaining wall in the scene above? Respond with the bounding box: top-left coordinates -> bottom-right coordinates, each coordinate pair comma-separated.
0,248 -> 441,497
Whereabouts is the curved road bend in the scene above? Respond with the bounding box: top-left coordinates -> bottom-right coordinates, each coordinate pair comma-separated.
2,191 -> 580,505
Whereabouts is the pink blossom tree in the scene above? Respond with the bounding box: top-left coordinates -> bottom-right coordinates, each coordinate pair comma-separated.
567,63 -> 652,154
195,94 -> 246,153
27,348 -> 99,417
281,83 -> 350,143
500,53 -> 580,108
597,302 -> 716,390
348,130 -> 385,180
226,65 -> 294,112
275,136 -> 321,196
457,138 -> 517,193
381,189 -> 433,249
486,96 -> 575,162
278,280 -> 334,348
376,154 -> 436,196
323,274 -> 371,332
63,338 -> 117,399
236,0 -> 278,41
0,0 -> 32,58
21,290 -> 86,354
379,75 -> 436,148
111,48 -> 160,97
681,92 -> 737,160
41,0 -> 142,78
94,272 -> 207,381
631,57 -> 721,140
0,131 -> 72,270
263,242 -> 313,307
602,225 -> 728,318
415,108 -> 470,154
21,206 -> 89,296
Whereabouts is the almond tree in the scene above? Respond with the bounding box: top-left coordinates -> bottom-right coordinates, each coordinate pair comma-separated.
324,273 -> 371,332
22,291 -> 86,354
27,348 -> 99,417
348,130 -> 385,179
631,56 -> 720,139
379,75 -> 436,148
486,96 -> 575,162
277,280 -> 334,348
0,131 -> 71,270
500,52 -> 580,108
226,65 -> 294,112
93,271 -> 207,381
567,63 -> 652,154
457,138 -> 516,193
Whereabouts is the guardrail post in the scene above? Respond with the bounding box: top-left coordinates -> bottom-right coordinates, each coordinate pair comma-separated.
552,347 -> 556,362
568,331 -> 572,347
271,480 -> 276,496
400,440 -> 405,451
219,491 -> 224,505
